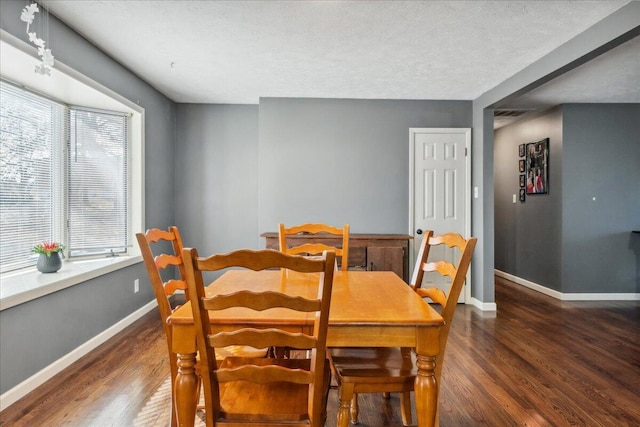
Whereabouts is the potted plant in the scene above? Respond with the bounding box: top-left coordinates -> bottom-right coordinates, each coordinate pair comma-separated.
32,241 -> 65,273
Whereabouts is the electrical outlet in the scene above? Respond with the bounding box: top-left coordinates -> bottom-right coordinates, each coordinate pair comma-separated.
134,279 -> 140,293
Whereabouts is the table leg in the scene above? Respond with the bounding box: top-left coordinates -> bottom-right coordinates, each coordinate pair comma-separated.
415,325 -> 441,427
415,353 -> 438,427
175,352 -> 198,427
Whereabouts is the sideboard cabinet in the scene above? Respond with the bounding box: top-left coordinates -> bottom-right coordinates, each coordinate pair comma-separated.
261,232 -> 413,283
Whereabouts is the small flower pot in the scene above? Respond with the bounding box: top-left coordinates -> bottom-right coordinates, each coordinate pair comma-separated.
37,252 -> 62,273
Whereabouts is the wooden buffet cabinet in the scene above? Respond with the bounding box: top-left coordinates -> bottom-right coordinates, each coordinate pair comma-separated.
261,232 -> 413,283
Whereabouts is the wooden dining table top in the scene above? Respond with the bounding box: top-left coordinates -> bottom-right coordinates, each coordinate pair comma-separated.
168,269 -> 444,348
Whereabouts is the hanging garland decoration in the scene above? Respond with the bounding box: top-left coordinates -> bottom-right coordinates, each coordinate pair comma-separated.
20,2 -> 55,75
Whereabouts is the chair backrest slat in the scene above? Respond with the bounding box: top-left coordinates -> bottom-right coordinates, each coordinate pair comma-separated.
145,227 -> 177,244
205,290 -> 322,312
210,329 -> 317,352
164,279 -> 188,295
216,365 -> 314,385
197,247 -> 330,272
155,253 -> 182,270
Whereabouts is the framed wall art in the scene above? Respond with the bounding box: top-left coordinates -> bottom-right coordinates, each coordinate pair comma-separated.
525,138 -> 549,194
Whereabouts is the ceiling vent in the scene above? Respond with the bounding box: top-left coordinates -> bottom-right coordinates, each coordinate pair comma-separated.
493,108 -> 537,129
493,109 -> 531,117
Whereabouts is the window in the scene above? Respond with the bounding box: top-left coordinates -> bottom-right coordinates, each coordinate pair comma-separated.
0,81 -> 129,273
68,108 -> 129,257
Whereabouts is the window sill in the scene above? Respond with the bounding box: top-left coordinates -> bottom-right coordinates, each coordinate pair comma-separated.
0,256 -> 142,311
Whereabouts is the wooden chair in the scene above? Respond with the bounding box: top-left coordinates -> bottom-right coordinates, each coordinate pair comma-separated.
328,231 -> 477,427
136,227 -> 267,426
279,223 -> 350,271
136,227 -> 193,427
183,247 -> 336,427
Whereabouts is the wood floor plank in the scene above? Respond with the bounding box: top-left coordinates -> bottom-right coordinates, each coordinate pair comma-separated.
1,276 -> 638,426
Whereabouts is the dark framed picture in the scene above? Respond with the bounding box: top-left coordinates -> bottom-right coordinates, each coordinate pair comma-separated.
519,159 -> 525,173
519,144 -> 525,157
519,174 -> 525,188
525,138 -> 549,194
519,188 -> 526,202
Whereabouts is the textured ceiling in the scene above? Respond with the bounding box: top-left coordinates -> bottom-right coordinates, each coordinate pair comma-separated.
499,35 -> 640,109
42,0 -> 636,107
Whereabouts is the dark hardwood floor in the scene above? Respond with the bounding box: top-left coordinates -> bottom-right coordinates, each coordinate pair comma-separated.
1,277 -> 639,426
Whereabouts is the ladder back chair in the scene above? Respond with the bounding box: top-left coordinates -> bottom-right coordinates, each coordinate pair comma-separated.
136,228 -> 267,426
136,227 -> 191,427
183,248 -> 336,427
328,231 -> 477,427
279,223 -> 350,271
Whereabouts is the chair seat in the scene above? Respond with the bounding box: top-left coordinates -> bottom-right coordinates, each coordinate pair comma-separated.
216,357 -> 329,424
329,347 -> 416,384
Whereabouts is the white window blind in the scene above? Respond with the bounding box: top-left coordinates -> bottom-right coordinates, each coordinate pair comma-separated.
0,80 -> 130,273
67,108 -> 128,257
0,82 -> 65,273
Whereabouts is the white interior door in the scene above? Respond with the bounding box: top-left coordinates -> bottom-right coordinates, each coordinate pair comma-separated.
409,128 -> 471,303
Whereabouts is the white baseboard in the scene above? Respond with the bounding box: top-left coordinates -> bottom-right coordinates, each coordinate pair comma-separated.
0,300 -> 157,412
495,270 -> 563,299
469,297 -> 497,311
559,292 -> 640,301
495,270 -> 640,301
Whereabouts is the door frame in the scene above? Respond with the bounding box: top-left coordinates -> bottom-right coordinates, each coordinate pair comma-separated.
408,127 -> 472,303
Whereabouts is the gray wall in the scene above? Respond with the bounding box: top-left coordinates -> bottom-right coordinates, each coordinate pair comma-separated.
173,98 -> 469,284
174,104 -> 260,253
494,108 -> 563,290
494,104 -> 640,294
562,104 -> 640,293
0,1 -> 175,394
258,98 -> 471,234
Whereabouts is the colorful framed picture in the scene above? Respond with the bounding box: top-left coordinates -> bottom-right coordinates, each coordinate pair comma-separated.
525,138 -> 549,194
519,144 -> 525,157
519,159 -> 525,173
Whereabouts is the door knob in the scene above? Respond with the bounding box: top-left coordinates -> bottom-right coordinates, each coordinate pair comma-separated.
416,229 -> 423,235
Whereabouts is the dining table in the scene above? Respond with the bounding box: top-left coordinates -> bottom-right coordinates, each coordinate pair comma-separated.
167,268 -> 445,427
